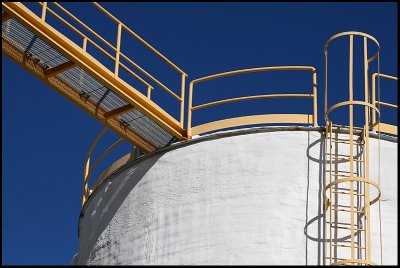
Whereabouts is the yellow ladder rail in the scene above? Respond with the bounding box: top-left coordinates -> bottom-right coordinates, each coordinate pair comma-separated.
323,32 -> 383,266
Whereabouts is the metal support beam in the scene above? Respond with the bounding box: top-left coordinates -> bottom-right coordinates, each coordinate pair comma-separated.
44,60 -> 76,77
103,104 -> 134,119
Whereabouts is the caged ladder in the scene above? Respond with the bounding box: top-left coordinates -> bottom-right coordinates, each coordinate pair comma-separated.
323,32 -> 383,266
324,122 -> 381,265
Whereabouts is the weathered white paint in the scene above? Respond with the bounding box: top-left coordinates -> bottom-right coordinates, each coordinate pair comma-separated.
73,128 -> 397,265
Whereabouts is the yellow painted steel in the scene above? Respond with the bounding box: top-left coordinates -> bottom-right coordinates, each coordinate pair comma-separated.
348,35 -> 355,260
90,2 -> 186,75
114,23 -> 122,78
191,94 -> 314,111
187,66 -> 318,139
82,127 -> 133,206
40,2 -> 47,23
82,127 -> 108,205
103,104 -> 135,119
325,101 -> 381,123
324,177 -> 381,207
2,37 -> 157,153
91,152 -> 135,193
377,123 -> 397,135
324,31 -> 383,266
180,73 -> 187,128
332,259 -> 377,266
43,61 -> 76,77
190,114 -> 313,137
372,73 -> 398,135
50,2 -> 117,51
2,2 -> 186,141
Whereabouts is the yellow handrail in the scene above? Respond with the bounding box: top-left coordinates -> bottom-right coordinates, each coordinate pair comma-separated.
187,66 -> 318,139
191,93 -> 314,111
82,127 -> 136,206
36,2 -> 187,126
90,2 -> 186,75
372,73 -> 398,135
51,2 -> 117,52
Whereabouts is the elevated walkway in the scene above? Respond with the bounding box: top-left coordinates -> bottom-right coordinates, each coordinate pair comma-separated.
2,2 -> 187,153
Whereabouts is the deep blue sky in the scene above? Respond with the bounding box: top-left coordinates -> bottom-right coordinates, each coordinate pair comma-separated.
2,2 -> 397,265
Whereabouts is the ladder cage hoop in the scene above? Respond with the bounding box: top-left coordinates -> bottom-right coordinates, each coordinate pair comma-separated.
325,101 -> 381,129
324,176 -> 381,209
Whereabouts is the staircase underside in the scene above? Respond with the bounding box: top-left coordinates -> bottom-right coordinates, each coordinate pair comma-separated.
2,4 -> 185,153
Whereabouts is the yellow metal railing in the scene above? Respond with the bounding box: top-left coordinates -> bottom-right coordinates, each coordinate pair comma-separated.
36,2 -> 187,127
323,31 -> 382,266
187,66 -> 318,139
82,127 -> 139,206
372,73 -> 398,136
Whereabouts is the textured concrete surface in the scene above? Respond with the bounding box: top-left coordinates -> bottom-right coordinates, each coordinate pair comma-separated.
73,128 -> 397,265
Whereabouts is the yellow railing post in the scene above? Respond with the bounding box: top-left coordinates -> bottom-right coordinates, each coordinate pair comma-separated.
180,74 -> 187,128
371,73 -> 397,135
312,69 -> 318,126
187,81 -> 194,140
372,73 -> 377,131
363,36 -> 372,262
114,23 -> 122,78
147,86 -> 152,99
82,37 -> 88,52
41,2 -> 47,23
82,155 -> 90,205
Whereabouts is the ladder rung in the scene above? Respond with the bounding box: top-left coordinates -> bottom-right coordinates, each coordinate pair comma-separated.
331,225 -> 365,231
325,238 -> 363,245
326,222 -> 352,226
331,191 -> 364,196
326,170 -> 351,173
325,257 -> 347,261
331,140 -> 363,145
330,172 -> 355,176
332,243 -> 366,249
331,124 -> 365,130
330,156 -> 364,162
334,204 -> 352,208
331,208 -> 364,213
326,132 -> 362,138
332,123 -> 350,128
336,187 -> 358,192
326,135 -> 361,141
325,222 -> 355,227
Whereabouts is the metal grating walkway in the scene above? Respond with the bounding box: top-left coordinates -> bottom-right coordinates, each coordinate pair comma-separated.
2,7 -> 180,152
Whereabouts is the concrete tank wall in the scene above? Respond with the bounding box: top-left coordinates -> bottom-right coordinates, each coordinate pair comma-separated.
73,127 -> 397,265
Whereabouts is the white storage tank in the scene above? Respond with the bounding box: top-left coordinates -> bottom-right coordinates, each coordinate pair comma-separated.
72,126 -> 397,265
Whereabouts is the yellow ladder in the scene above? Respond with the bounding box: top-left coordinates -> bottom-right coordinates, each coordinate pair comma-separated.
323,32 -> 384,266
325,122 -> 381,265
